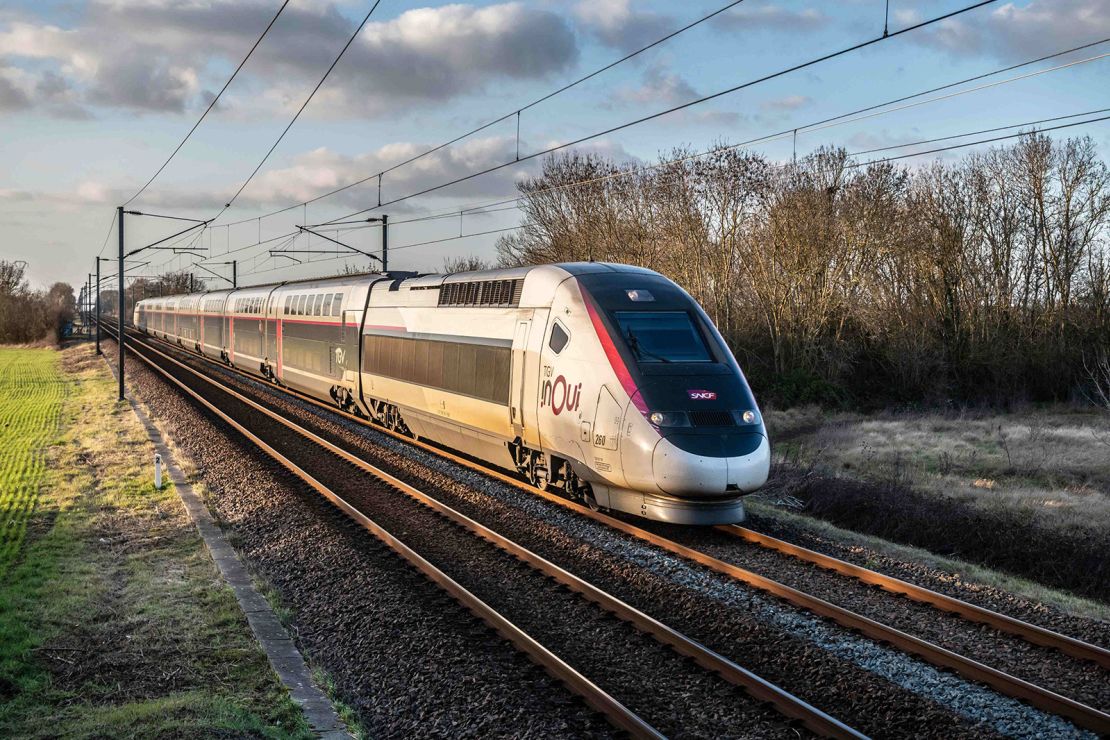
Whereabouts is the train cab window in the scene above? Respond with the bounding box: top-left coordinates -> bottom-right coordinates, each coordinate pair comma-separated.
331,294 -> 342,316
613,311 -> 712,363
549,322 -> 569,354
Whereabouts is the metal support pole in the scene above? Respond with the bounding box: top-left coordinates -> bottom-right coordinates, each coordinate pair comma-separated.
117,205 -> 125,401
232,260 -> 237,288
95,259 -> 101,354
381,214 -> 388,273
190,273 -> 195,293
86,274 -> 92,335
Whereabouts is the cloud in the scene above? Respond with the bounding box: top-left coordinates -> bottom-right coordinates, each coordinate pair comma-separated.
0,64 -> 31,111
613,62 -> 698,106
0,1 -> 578,118
574,0 -> 674,52
904,0 -> 1110,61
606,61 -> 740,128
761,94 -> 811,112
714,6 -> 829,33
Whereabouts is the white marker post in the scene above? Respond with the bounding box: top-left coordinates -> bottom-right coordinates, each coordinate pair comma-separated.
154,453 -> 163,490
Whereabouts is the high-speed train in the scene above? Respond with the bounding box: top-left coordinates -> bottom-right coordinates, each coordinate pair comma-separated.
134,263 -> 770,524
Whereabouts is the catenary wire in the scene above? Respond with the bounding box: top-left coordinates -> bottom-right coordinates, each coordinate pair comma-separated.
319,42 -> 1110,235
123,0 -> 292,206
202,112 -> 1110,287
313,0 -> 1002,227
161,42 -> 1108,278
211,0 -> 384,220
217,0 -> 754,228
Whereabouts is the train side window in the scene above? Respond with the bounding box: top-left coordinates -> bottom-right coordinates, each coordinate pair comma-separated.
296,295 -> 305,315
313,294 -> 324,316
322,294 -> 333,316
331,294 -> 342,316
549,321 -> 569,354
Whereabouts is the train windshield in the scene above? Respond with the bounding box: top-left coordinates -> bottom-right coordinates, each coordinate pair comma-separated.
614,311 -> 712,363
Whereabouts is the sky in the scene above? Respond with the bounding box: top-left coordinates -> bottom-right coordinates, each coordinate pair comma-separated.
0,0 -> 1107,293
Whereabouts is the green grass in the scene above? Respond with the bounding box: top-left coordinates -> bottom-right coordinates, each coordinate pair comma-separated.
0,347 -> 65,576
0,346 -> 311,738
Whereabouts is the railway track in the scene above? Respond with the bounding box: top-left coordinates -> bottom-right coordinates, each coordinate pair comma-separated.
106,323 -> 1110,735
100,323 -> 864,739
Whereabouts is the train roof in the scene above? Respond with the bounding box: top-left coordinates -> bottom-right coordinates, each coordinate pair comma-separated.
135,262 -> 662,307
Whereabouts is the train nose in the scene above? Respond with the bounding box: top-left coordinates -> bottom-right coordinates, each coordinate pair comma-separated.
651,432 -> 770,497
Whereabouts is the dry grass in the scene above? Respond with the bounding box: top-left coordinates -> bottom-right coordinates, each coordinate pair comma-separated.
760,404 -> 1110,601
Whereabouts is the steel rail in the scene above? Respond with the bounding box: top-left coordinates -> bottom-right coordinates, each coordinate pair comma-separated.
718,525 -> 1110,669
97,325 -> 660,739
128,324 -> 1110,663
102,322 -> 864,740
113,323 -> 1110,734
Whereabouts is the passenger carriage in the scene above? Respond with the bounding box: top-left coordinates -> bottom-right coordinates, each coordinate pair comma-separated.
134,263 -> 770,524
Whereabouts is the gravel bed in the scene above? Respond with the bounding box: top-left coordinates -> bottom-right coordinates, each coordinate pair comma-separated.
737,508 -> 1110,646
117,338 -> 810,738
126,335 -> 1100,739
639,525 -> 1110,711
103,341 -> 615,739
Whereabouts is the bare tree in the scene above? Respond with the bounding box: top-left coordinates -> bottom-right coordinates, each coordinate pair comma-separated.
442,255 -> 490,274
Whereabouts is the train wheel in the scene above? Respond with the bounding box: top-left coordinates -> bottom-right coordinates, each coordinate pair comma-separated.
526,453 -> 549,491
384,405 -> 412,437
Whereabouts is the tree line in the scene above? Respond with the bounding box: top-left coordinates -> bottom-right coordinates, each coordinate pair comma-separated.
0,261 -> 76,344
496,134 -> 1110,407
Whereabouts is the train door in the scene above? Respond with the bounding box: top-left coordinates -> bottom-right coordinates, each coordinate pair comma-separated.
264,293 -> 279,371
342,308 -> 360,374
510,320 -> 531,440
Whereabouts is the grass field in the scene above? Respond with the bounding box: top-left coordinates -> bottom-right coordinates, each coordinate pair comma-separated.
0,348 -> 65,577
0,345 -> 309,738
761,405 -> 1110,602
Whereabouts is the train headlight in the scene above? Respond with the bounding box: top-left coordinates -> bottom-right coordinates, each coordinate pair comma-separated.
741,410 -> 758,424
649,411 -> 689,427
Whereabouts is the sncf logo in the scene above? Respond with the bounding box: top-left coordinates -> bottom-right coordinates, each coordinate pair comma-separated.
541,375 -> 582,416
688,390 -> 717,400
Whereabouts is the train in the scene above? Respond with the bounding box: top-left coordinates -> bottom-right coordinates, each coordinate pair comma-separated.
134,263 -> 770,524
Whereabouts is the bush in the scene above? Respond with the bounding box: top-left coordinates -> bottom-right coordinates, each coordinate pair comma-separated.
790,473 -> 1110,601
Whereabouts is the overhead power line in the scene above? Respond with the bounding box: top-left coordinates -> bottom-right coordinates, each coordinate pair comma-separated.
849,107 -> 1110,157
214,0 -> 384,218
315,0 -> 1002,227
234,107 -> 1110,284
155,37 -> 1108,279
334,41 -> 1110,235
849,112 -> 1110,167
123,0 -> 292,206
218,0 -> 753,228
96,209 -> 118,257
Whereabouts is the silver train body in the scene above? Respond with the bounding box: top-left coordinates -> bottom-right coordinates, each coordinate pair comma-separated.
134,263 -> 770,524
